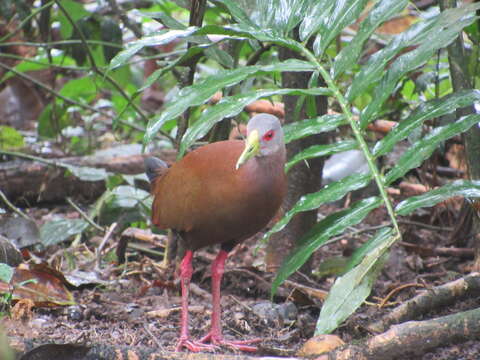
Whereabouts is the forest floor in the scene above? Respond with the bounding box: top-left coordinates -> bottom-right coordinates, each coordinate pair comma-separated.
4,202 -> 480,360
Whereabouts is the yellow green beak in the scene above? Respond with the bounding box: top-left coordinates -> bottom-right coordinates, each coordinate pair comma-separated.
235,129 -> 260,170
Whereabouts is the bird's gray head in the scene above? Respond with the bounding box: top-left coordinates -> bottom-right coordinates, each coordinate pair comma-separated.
247,113 -> 284,157
235,113 -> 285,169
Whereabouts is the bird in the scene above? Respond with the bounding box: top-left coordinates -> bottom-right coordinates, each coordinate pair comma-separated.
145,113 -> 286,352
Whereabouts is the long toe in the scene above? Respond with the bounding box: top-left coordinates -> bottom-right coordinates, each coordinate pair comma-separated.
176,337 -> 220,352
197,333 -> 261,352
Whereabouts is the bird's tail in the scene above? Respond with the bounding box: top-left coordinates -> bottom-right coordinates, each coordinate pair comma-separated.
144,157 -> 169,190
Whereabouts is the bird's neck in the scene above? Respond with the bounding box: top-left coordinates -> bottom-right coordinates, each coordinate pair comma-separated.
256,147 -> 286,173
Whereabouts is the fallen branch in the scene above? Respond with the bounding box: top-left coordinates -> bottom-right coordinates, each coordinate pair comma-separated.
368,272 -> 480,333
321,307 -> 480,360
0,148 -> 176,204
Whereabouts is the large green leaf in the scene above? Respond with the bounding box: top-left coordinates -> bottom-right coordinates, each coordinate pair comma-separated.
344,227 -> 394,272
360,4 -> 480,126
385,114 -> 480,185
373,90 -> 480,157
332,0 -> 408,79
265,174 -> 373,243
108,28 -> 197,70
347,3 -> 480,103
313,0 -> 370,57
285,140 -> 358,172
315,229 -> 396,334
144,59 -> 318,145
283,114 -> 348,144
178,87 -> 330,157
396,180 -> 480,216
272,197 -> 382,296
216,0 -> 258,28
244,0 -> 310,35
40,219 -> 89,246
195,24 -> 301,50
139,45 -> 211,92
299,0 -> 335,41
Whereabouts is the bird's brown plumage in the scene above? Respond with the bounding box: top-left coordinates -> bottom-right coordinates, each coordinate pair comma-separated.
151,139 -> 286,251
147,113 -> 286,352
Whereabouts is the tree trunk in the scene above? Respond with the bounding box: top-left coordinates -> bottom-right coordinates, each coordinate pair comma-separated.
266,45 -> 329,272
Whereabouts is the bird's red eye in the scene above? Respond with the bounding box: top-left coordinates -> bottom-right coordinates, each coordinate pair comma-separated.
263,130 -> 274,141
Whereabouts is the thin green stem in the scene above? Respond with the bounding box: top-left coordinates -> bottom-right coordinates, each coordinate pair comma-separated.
0,40 -> 123,49
298,43 -> 401,237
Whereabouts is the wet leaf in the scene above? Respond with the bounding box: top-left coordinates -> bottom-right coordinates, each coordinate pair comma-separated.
64,270 -> 109,287
0,264 -> 75,307
315,230 -> 395,334
272,197 -> 382,296
314,0 -> 370,57
299,0 -> 334,41
178,87 -> 330,157
385,114 -> 480,185
109,186 -> 150,208
108,28 -> 197,70
332,0 -> 408,79
348,3 -> 480,104
373,90 -> 480,157
40,219 -> 89,246
265,174 -> 372,241
344,227 -> 393,272
217,0 -> 258,28
359,4 -> 480,126
283,114 -> 348,144
396,181 -> 480,216
0,217 -> 40,249
286,140 -> 358,172
145,59 -> 317,146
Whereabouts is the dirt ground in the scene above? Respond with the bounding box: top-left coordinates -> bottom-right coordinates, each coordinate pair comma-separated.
4,203 -> 480,360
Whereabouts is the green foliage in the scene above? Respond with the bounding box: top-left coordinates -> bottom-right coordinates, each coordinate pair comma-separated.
0,264 -> 14,284
40,219 -> 89,246
123,0 -> 479,334
2,0 -> 480,336
0,126 -> 24,150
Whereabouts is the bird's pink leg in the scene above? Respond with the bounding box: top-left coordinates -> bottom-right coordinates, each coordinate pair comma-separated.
198,250 -> 261,352
175,250 -> 217,352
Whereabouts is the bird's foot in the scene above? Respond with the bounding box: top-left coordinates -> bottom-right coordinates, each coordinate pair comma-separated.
198,333 -> 261,352
175,337 -> 219,352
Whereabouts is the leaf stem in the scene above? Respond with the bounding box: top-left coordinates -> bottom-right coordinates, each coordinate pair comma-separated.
297,43 -> 401,237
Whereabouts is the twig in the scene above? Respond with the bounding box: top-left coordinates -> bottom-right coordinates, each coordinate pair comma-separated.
0,190 -> 30,220
378,283 -> 425,308
66,197 -> 104,232
127,243 -> 165,258
398,219 -> 454,232
95,222 -> 118,270
368,272 -> 480,333
327,307 -> 480,360
143,324 -> 162,348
